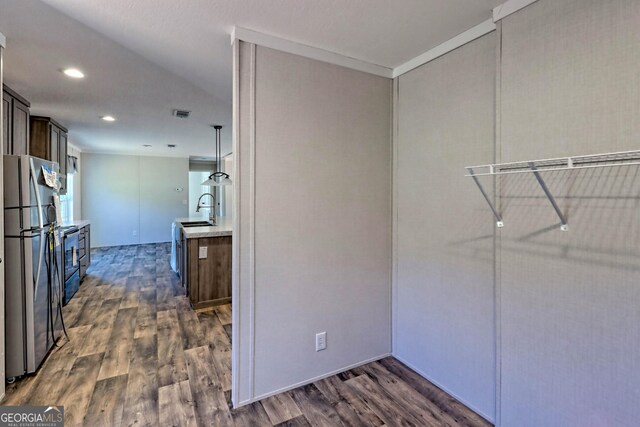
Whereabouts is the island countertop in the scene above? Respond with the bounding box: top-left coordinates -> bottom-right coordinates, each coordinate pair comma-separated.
61,219 -> 91,229
175,217 -> 233,238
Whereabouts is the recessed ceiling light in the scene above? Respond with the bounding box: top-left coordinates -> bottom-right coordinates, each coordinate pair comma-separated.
63,68 -> 85,79
101,115 -> 116,122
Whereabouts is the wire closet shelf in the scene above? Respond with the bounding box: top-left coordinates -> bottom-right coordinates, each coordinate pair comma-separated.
465,149 -> 640,231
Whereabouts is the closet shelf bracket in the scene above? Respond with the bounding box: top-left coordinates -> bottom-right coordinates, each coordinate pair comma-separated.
466,167 -> 503,228
528,162 -> 568,231
465,149 -> 640,231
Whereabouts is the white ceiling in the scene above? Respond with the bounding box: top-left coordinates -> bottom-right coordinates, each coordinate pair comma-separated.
1,0 -> 501,157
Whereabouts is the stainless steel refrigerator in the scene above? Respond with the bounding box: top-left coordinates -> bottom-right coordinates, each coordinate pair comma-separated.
4,155 -> 64,380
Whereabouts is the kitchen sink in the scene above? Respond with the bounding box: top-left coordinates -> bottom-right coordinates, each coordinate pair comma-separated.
181,221 -> 214,227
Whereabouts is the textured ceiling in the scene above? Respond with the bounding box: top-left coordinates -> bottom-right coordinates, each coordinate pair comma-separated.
1,0 -> 500,156
41,0 -> 500,100
0,0 -> 231,158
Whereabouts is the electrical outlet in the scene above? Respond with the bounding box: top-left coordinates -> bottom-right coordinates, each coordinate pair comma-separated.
315,332 -> 327,352
199,246 -> 208,259
132,230 -> 137,237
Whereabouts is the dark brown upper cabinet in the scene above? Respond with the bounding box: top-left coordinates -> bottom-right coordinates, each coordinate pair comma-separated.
30,116 -> 68,194
2,84 -> 31,156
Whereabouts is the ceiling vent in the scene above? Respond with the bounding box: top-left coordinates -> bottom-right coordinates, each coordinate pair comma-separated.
172,109 -> 191,119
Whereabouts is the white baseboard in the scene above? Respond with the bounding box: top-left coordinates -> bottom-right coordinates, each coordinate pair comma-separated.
234,352 -> 391,408
392,353 -> 496,424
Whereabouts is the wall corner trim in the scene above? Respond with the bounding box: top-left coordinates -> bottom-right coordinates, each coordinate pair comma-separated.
230,26 -> 394,78
392,19 -> 496,78
492,0 -> 540,21
0,32 -> 6,48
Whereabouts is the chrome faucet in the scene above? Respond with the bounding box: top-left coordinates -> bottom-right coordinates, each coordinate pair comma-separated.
195,192 -> 216,225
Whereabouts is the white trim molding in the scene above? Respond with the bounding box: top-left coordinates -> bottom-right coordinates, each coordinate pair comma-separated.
0,32 -> 6,48
231,27 -> 393,78
230,39 -> 241,408
228,0 -> 540,82
392,19 -> 496,78
493,0 -> 540,21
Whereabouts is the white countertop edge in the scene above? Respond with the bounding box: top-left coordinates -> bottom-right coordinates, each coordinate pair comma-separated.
175,217 -> 233,239
62,219 -> 90,229
182,228 -> 233,238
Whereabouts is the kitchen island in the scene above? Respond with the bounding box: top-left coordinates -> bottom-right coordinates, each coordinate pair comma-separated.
174,217 -> 232,310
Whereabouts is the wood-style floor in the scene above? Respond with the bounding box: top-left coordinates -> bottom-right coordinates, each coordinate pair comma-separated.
3,243 -> 492,427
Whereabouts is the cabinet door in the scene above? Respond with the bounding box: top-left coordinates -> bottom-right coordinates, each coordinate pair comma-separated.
12,100 -> 30,155
182,232 -> 189,292
86,225 -> 90,266
198,237 -> 232,303
2,92 -> 11,155
175,233 -> 182,278
2,91 -> 13,154
50,125 -> 59,162
58,131 -> 67,194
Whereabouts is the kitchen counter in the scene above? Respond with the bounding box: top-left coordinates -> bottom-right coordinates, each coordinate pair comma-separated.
62,219 -> 91,229
174,216 -> 232,309
175,216 -> 233,238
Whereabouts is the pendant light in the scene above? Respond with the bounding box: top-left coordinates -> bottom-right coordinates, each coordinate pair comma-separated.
202,125 -> 232,186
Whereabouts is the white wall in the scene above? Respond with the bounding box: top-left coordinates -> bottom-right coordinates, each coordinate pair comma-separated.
394,33 -> 497,421
82,153 -> 188,247
222,154 -> 233,218
188,171 -> 209,219
235,42 -> 392,404
68,143 -> 82,221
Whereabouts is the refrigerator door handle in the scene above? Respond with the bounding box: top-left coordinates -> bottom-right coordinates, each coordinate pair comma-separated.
29,158 -> 44,230
33,229 -> 45,301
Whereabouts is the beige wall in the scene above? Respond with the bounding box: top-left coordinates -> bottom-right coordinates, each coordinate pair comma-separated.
497,0 -> 640,425
394,33 -> 497,421
231,1 -> 640,422
235,42 -> 392,404
395,1 -> 640,425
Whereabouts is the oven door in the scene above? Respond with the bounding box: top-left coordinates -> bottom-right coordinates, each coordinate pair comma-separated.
64,230 -> 80,282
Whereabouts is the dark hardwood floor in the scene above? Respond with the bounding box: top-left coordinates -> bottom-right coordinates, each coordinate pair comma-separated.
2,243 -> 492,427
